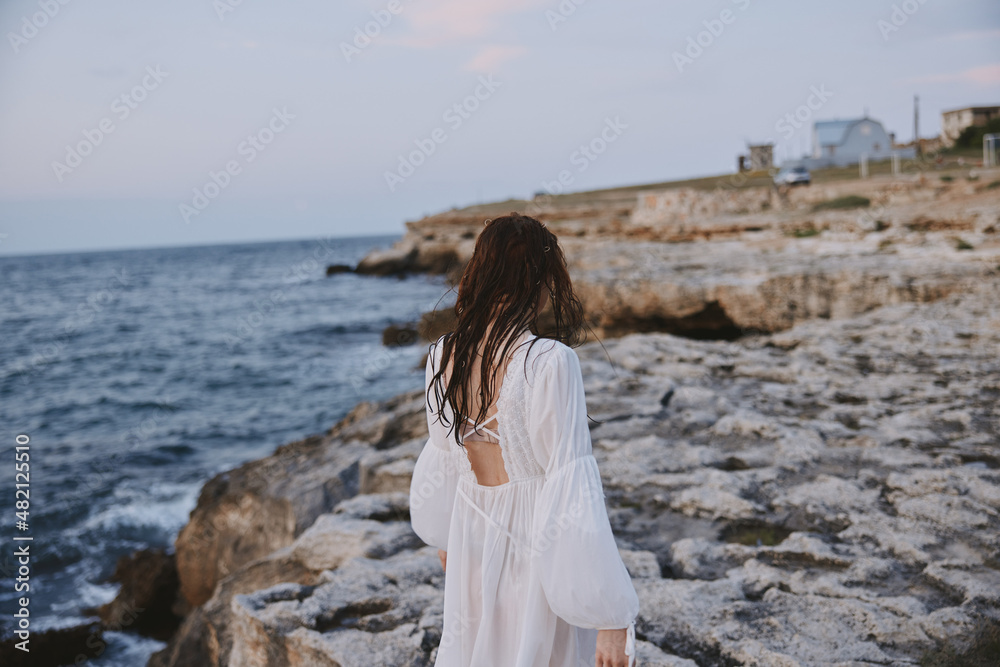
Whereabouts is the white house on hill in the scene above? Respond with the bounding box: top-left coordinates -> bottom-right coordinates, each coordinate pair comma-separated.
941,105 -> 1000,147
802,116 -> 914,169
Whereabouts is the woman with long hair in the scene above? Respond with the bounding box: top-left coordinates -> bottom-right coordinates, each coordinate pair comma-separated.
409,213 -> 639,667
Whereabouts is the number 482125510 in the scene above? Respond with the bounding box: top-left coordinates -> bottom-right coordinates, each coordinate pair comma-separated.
15,434 -> 30,525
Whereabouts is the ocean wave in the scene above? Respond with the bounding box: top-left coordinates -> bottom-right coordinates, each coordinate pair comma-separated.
72,481 -> 200,538
0,236 -> 441,658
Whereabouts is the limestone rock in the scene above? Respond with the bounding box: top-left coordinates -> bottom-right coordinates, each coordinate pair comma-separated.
619,548 -> 663,579
152,265 -> 1000,666
174,392 -> 427,608
289,514 -> 422,572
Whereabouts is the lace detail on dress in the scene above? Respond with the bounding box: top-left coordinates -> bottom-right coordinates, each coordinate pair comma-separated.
436,330 -> 547,484
495,338 -> 546,481
454,434 -> 476,483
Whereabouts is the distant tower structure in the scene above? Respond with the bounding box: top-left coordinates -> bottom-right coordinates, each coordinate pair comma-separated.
747,143 -> 774,171
914,94 -> 920,157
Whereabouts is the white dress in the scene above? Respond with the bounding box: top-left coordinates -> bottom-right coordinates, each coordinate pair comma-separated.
409,329 -> 640,667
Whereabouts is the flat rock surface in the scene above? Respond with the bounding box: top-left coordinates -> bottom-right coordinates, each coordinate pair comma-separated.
152,273 -> 1000,666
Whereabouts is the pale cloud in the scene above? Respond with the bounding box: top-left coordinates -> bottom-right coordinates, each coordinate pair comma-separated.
463,45 -> 528,73
906,63 -> 1000,86
965,64 -> 1000,85
389,0 -> 550,48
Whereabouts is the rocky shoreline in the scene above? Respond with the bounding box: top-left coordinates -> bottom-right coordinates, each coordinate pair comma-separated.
43,168 -> 998,666
136,276 -> 999,666
358,171 -> 1000,343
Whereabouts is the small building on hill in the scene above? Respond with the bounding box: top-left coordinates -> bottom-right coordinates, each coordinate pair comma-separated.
748,144 -> 774,171
941,105 -> 1000,147
802,116 -> 913,169
737,143 -> 774,172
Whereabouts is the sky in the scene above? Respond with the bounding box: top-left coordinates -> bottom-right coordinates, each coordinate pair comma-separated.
0,0 -> 997,256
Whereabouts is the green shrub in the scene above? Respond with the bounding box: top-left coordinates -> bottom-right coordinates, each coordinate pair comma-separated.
987,180 -> 1000,190
812,195 -> 871,211
953,116 -> 1000,149
940,175 -> 954,183
954,238 -> 973,251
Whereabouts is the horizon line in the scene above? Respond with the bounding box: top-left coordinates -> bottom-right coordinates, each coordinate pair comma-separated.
0,231 -> 403,260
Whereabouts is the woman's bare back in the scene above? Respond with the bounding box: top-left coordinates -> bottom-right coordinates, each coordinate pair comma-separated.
441,339 -> 512,487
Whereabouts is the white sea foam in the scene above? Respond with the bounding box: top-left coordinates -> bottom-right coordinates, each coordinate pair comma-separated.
73,481 -> 200,538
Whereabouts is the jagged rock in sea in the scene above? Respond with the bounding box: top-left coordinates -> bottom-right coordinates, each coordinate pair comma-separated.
0,621 -> 104,667
143,273 -> 1000,666
92,547 -> 184,640
324,264 -> 353,276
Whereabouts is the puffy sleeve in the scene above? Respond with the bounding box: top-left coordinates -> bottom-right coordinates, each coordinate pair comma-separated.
409,340 -> 464,552
527,344 -> 640,637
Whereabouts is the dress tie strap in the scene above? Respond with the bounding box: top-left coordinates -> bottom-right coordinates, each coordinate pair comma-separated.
455,484 -> 526,551
463,415 -> 501,442
625,619 -> 636,667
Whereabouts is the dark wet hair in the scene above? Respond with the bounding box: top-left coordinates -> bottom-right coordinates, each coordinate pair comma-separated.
427,212 -> 585,446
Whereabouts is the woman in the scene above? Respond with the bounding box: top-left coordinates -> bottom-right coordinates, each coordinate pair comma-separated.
409,213 -> 639,667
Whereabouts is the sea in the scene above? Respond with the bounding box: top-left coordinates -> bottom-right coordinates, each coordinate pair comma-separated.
0,235 -> 453,665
